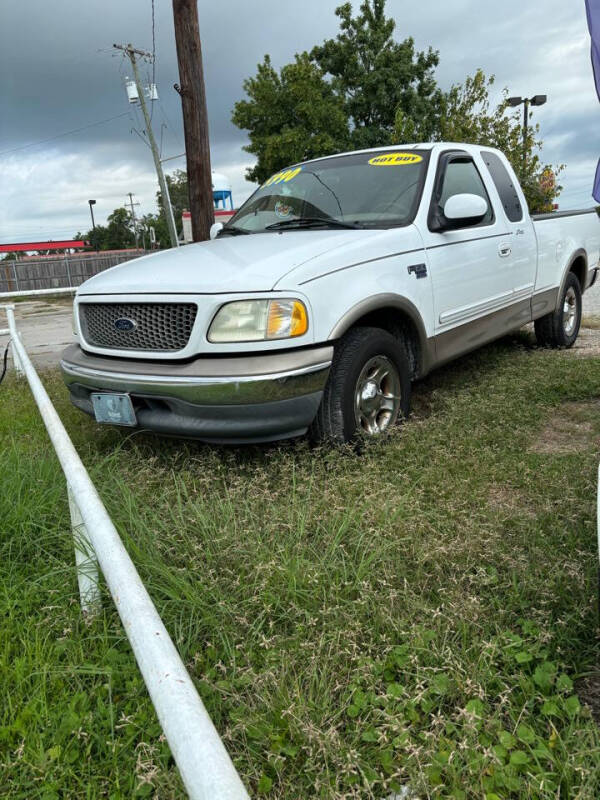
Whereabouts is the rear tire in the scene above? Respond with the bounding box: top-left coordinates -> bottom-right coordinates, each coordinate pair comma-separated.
534,272 -> 582,348
310,327 -> 411,444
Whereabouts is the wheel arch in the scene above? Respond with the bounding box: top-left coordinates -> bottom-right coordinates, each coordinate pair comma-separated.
328,294 -> 433,378
555,249 -> 587,311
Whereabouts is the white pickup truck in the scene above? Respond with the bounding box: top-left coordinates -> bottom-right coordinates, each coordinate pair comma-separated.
61,143 -> 600,443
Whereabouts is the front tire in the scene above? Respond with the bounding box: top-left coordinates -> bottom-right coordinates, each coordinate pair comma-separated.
310,327 -> 411,444
534,272 -> 582,348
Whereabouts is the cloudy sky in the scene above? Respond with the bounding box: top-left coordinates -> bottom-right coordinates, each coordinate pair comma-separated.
0,0 -> 598,245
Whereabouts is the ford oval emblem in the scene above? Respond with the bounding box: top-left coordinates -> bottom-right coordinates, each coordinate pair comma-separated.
114,317 -> 137,332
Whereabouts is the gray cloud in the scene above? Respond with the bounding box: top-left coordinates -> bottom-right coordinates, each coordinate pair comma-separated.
1,0 -> 598,243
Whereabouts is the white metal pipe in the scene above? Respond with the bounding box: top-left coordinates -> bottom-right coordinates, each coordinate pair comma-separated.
0,286 -> 76,300
0,328 -> 8,335
2,305 -> 249,800
0,305 -> 24,376
14,332 -> 25,377
68,484 -> 101,615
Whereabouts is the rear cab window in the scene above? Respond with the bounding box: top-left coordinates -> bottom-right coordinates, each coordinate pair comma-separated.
480,150 -> 523,222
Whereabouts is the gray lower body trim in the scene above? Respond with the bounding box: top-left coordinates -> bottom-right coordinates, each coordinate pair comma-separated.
531,287 -> 559,319
433,297 -> 532,366
61,342 -> 334,379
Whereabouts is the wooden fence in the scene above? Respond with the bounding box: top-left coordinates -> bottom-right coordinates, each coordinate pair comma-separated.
0,251 -> 148,293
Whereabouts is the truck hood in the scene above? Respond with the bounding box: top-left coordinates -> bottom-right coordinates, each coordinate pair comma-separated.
78,230 -> 384,295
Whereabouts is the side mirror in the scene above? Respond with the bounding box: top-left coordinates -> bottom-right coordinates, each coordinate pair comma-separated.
209,222 -> 224,240
442,193 -> 488,229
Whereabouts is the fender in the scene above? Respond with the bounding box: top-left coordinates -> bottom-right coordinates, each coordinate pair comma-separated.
328,293 -> 434,377
554,248 -> 588,311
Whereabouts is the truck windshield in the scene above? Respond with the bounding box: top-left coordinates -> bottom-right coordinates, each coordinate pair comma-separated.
223,150 -> 428,233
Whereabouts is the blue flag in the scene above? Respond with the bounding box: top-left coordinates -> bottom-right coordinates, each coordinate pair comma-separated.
586,0 -> 600,202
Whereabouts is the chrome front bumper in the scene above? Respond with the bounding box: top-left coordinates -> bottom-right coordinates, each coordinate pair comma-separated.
60,344 -> 333,442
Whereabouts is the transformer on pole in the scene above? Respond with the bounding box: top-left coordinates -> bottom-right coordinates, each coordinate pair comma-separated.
114,43 -> 179,249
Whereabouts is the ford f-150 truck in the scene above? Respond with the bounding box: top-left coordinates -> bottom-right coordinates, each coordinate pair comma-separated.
61,143 -> 600,443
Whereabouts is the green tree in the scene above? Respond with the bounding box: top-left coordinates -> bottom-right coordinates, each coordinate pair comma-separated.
233,0 -> 561,212
232,0 -> 443,180
395,69 -> 561,212
232,53 -> 349,183
104,208 -> 135,250
74,207 -> 135,251
74,225 -> 109,251
139,213 -> 169,250
311,0 -> 444,149
156,169 -> 189,228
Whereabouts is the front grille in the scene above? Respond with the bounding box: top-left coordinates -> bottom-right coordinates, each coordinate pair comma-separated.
79,302 -> 197,351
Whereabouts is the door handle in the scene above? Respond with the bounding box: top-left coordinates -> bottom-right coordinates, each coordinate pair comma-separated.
498,243 -> 511,258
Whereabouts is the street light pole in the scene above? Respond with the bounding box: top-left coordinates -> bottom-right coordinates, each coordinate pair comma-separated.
522,98 -> 530,175
88,200 -> 97,251
507,94 -> 547,177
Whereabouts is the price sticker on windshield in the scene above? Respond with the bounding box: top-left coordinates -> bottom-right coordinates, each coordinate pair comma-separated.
263,167 -> 302,187
368,152 -> 422,166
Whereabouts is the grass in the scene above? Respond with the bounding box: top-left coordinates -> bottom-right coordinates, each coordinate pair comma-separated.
582,315 -> 600,330
1,329 -> 600,799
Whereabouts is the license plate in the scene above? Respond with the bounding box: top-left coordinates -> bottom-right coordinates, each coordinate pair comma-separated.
91,392 -> 137,427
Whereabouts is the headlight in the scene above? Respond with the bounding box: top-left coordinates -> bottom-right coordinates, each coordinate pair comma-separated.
208,298 -> 308,343
72,303 -> 77,336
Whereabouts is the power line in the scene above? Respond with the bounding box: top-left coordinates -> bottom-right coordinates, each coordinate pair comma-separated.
150,0 -> 156,123
0,112 -> 132,157
158,98 -> 185,151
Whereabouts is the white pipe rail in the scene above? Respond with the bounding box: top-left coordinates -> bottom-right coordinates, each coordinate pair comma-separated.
0,303 -> 249,800
0,286 -> 77,300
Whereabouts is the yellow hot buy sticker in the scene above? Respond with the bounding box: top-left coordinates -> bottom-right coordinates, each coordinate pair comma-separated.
368,152 -> 422,166
263,167 -> 302,187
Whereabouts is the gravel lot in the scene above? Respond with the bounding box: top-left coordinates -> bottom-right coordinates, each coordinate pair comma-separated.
0,298 -> 73,368
583,275 -> 600,318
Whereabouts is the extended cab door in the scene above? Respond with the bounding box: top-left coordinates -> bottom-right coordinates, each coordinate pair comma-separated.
479,149 -> 537,306
420,150 -> 529,363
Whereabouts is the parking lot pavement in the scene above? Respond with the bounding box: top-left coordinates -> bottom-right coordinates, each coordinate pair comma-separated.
0,298 -> 74,368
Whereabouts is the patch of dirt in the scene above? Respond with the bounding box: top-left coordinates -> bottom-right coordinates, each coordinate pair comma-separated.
573,326 -> 600,358
14,300 -> 72,319
528,400 -> 600,455
488,485 -> 537,518
578,673 -> 600,725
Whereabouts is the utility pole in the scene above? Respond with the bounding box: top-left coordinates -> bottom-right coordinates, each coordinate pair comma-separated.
172,0 -> 214,242
113,43 -> 179,248
127,192 -> 140,249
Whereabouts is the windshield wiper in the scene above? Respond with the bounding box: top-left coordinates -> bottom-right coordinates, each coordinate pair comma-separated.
265,216 -> 362,231
217,225 -> 251,236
